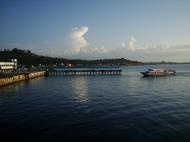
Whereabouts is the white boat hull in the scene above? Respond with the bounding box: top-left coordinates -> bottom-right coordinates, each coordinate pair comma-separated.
141,69 -> 176,77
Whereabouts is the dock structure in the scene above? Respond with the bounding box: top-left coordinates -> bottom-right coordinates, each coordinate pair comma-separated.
0,71 -> 45,86
46,68 -> 122,76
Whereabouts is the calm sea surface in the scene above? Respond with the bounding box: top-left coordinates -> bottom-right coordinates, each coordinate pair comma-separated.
1,64 -> 190,141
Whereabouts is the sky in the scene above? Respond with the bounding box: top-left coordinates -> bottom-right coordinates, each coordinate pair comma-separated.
0,0 -> 190,62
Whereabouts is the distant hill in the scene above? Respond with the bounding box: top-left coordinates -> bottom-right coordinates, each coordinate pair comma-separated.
0,48 -> 143,67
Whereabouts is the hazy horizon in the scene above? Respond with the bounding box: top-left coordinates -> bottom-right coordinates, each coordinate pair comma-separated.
1,0 -> 190,62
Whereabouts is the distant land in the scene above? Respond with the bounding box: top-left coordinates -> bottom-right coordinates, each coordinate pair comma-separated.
0,48 -> 143,67
0,48 -> 189,67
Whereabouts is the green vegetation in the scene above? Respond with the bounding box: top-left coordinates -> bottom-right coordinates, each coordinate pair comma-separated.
0,48 -> 143,67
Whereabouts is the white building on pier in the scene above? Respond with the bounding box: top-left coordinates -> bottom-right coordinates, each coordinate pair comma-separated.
0,59 -> 17,70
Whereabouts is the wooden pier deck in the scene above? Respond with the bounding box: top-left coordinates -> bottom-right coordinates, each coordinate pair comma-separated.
46,68 -> 122,76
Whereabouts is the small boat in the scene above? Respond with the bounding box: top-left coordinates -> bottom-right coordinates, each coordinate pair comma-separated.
141,69 -> 176,77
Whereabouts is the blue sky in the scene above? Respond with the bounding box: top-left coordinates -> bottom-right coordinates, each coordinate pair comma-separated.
0,0 -> 190,62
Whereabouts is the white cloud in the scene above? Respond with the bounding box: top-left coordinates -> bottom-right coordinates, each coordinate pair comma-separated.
65,26 -> 111,56
128,36 -> 137,51
120,37 -> 171,52
66,31 -> 172,59
60,27 -> 190,61
3,27 -> 190,62
92,45 -> 110,54
121,36 -> 138,51
69,26 -> 89,53
121,42 -> 126,47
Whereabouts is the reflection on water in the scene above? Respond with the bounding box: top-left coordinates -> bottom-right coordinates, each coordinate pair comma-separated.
0,76 -> 44,93
0,80 -> 28,94
71,77 -> 89,104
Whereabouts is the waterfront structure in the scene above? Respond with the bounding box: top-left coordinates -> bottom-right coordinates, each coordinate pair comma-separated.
0,59 -> 17,70
0,71 -> 45,86
46,68 -> 122,76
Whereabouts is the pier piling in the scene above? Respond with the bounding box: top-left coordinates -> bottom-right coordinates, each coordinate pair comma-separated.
46,69 -> 122,76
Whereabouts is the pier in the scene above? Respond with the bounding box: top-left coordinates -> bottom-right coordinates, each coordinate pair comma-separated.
0,71 -> 45,86
46,68 -> 122,76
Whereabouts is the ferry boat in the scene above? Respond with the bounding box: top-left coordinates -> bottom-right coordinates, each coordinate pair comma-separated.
141,69 -> 176,77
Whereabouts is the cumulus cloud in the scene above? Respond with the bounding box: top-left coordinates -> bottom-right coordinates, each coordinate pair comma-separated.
128,36 -> 137,51
121,36 -> 138,51
91,45 -> 110,54
66,26 -> 111,56
67,30 -> 171,59
63,27 -> 187,61
120,36 -> 172,52
69,26 -> 89,53
121,42 -> 126,47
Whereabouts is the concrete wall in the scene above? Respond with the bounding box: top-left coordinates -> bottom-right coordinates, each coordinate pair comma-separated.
28,71 -> 45,79
0,71 -> 45,86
